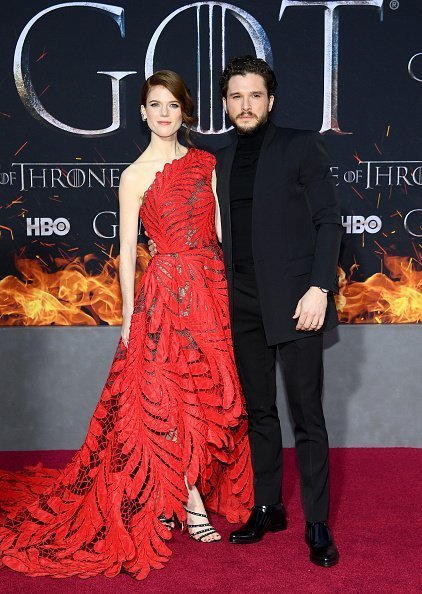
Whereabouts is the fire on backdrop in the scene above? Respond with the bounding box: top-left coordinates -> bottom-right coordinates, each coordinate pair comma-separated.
0,251 -> 420,326
337,257 -> 421,324
0,245 -> 150,326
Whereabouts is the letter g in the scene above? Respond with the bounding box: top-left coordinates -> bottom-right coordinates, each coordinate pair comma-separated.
14,3 -> 136,136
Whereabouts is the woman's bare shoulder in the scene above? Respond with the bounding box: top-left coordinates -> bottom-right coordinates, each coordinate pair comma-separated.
120,156 -> 155,194
120,159 -> 146,182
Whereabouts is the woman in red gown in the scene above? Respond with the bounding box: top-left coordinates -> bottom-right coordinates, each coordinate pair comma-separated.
0,71 -> 252,579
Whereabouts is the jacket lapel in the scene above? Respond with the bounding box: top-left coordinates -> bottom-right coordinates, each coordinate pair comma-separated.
253,120 -> 278,200
216,135 -> 237,214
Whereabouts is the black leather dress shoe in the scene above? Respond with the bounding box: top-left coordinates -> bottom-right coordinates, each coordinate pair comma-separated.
305,522 -> 339,567
229,504 -> 287,544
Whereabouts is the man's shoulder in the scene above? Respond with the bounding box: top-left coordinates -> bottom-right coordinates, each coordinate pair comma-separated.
214,133 -> 237,162
268,126 -> 324,159
213,124 -> 321,160
214,145 -> 230,159
270,124 -> 319,142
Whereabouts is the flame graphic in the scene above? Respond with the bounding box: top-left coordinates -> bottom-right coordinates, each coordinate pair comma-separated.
335,256 -> 421,324
0,246 -> 150,326
0,252 -> 420,326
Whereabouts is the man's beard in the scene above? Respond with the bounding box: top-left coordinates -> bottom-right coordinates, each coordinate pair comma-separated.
229,111 -> 268,135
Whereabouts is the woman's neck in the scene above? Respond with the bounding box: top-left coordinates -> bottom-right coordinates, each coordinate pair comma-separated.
147,133 -> 187,161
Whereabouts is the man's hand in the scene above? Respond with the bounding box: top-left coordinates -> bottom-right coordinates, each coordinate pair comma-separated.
293,286 -> 328,331
148,239 -> 157,257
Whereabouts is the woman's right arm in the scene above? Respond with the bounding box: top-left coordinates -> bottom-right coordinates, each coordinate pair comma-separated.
211,169 -> 222,243
118,168 -> 141,346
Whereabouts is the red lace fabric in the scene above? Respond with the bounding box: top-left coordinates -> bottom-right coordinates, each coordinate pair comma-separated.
0,148 -> 253,579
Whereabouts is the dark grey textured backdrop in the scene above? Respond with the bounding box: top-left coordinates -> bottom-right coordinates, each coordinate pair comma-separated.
1,326 -> 420,449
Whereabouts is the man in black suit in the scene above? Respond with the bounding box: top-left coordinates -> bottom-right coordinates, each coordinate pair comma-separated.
216,56 -> 342,567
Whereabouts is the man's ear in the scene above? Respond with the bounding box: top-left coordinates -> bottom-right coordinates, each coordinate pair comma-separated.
269,95 -> 275,112
222,97 -> 227,114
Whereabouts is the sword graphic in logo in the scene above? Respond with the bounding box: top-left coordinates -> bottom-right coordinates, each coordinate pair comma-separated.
145,2 -> 273,135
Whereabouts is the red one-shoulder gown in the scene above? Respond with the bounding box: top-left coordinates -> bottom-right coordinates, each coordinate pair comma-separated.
0,148 -> 253,579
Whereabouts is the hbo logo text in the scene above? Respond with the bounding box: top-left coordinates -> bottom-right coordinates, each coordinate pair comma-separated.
341,215 -> 382,234
26,217 -> 70,236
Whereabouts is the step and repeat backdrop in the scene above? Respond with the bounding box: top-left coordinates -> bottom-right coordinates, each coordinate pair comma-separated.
0,0 -> 421,326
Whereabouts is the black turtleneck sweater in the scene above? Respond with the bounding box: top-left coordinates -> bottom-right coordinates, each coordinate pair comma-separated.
229,120 -> 269,267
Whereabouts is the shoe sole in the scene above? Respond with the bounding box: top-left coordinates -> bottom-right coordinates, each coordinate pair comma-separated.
310,555 -> 339,568
229,521 -> 287,544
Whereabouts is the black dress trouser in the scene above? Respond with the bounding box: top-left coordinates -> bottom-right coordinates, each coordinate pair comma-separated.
232,270 -> 330,523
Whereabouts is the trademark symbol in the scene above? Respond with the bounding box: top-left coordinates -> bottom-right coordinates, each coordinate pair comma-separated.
389,0 -> 399,9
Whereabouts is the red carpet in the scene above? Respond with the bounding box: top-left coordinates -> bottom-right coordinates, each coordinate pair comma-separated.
0,448 -> 420,594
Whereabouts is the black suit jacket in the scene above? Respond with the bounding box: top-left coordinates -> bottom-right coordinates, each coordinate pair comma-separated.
215,121 -> 343,346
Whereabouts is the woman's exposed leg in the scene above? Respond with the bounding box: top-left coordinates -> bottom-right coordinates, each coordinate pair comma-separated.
185,479 -> 221,542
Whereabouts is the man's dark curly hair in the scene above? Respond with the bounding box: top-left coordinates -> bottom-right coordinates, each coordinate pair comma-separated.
219,55 -> 278,98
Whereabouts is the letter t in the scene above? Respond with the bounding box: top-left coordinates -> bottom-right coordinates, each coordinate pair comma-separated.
279,0 -> 383,135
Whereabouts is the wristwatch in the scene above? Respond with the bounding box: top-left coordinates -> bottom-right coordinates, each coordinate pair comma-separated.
318,287 -> 329,294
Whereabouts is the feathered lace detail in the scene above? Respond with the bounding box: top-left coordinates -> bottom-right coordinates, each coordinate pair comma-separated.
0,148 -> 253,579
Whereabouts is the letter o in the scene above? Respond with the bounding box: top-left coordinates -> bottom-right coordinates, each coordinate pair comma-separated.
364,215 -> 382,234
53,217 -> 70,235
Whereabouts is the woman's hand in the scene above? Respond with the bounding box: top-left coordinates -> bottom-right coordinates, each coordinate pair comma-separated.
121,316 -> 131,347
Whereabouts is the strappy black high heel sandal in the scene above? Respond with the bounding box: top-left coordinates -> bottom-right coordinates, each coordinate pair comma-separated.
184,508 -> 221,542
158,514 -> 175,531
